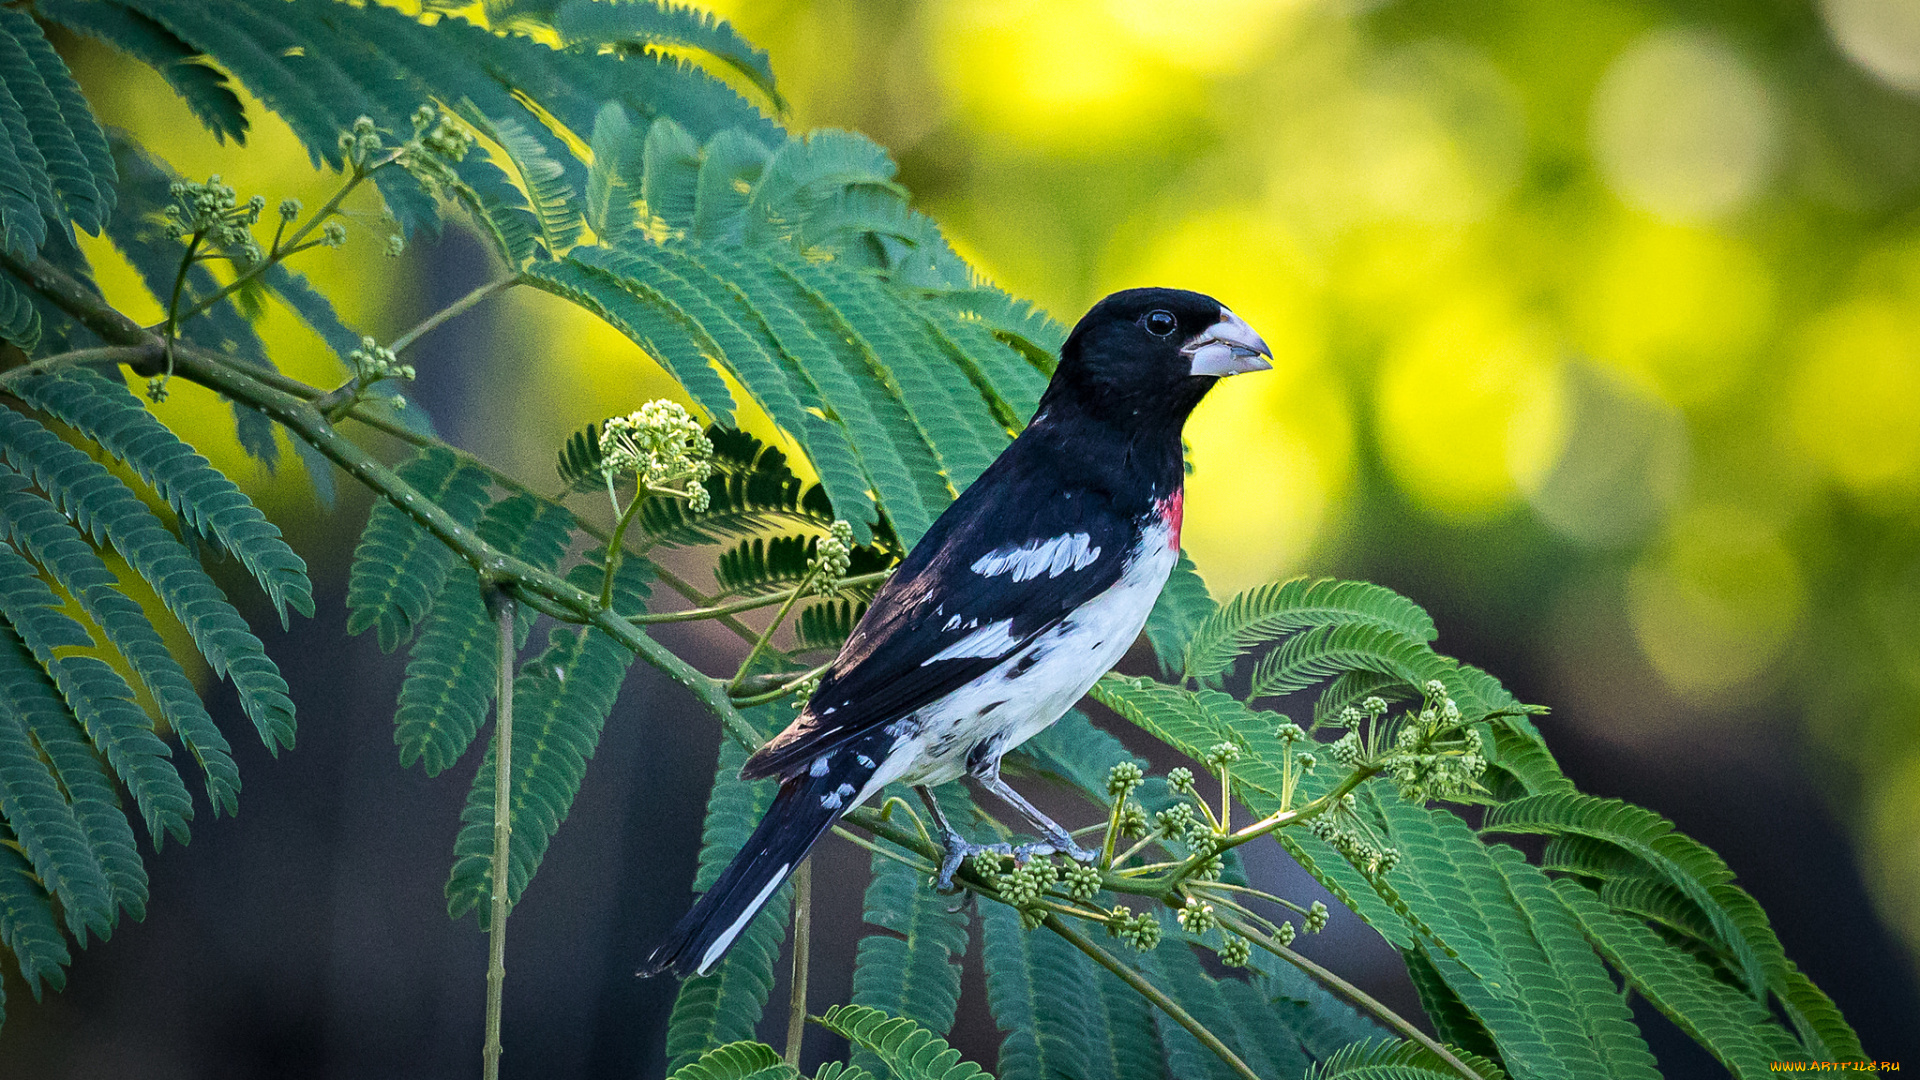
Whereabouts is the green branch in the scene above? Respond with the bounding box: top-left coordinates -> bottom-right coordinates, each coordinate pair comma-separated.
484,591 -> 515,1080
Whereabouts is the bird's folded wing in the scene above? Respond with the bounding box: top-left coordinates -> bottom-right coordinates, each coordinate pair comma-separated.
741,478 -> 1137,781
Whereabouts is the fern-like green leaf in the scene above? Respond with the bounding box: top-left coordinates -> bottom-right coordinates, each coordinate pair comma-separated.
1306,1038 -> 1503,1080
815,1004 -> 994,1080
0,622 -> 145,929
666,736 -> 793,1072
795,598 -> 865,653
0,9 -> 114,235
0,406 -> 292,759
1246,623 -> 1457,702
1184,578 -> 1438,681
585,103 -> 643,246
13,368 -> 312,624
0,832 -> 72,1011
35,0 -> 248,145
550,0 -> 784,112
345,448 -> 493,651
1552,879 -> 1777,1079
394,495 -> 574,775
523,253 -> 739,423
813,1064 -> 877,1080
665,1040 -> 797,1080
0,270 -> 39,350
1404,948 -> 1506,1075
462,106 -> 585,259
1482,791 -> 1768,1002
850,786 -> 970,1079
0,651 -> 116,943
0,67 -> 53,260
979,901 -> 1107,1080
0,472 -> 236,813
445,560 -> 647,920
691,127 -> 773,242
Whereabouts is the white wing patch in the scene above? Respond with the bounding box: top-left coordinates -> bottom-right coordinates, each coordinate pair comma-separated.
970,533 -> 1102,582
922,618 -> 1020,665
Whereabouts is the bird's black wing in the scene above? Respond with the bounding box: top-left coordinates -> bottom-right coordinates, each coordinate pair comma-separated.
741,459 -> 1139,781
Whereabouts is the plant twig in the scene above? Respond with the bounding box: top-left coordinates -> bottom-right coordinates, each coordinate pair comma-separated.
1044,916 -> 1262,1080
1214,910 -> 1486,1080
484,591 -> 516,1080
0,344 -> 164,393
785,860 -> 811,1069
390,273 -> 521,356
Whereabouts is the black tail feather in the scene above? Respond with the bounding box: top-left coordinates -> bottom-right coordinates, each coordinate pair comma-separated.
638,769 -> 854,978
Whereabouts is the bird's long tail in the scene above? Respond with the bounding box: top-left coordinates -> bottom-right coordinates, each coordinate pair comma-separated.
638,767 -> 862,978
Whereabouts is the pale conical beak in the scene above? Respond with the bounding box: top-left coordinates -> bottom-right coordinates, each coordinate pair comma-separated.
1180,307 -> 1273,377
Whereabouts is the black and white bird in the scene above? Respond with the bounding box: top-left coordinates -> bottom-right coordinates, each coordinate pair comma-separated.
639,288 -> 1271,979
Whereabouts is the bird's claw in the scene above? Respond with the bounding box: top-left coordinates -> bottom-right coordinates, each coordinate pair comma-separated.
1012,834 -> 1098,865
934,834 -> 1012,892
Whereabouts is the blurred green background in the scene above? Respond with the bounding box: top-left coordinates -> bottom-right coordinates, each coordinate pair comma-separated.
45,0 -> 1920,1056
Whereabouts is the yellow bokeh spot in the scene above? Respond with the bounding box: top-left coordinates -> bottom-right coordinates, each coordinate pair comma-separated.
1788,296 -> 1920,495
1864,752 -> 1920,947
1575,216 -> 1774,405
932,0 -> 1200,151
1375,294 -> 1565,520
1099,208 -> 1349,593
1104,0 -> 1310,74
1627,504 -> 1804,699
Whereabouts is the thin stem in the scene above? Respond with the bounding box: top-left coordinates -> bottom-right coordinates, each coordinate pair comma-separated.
1214,911 -> 1486,1080
729,661 -> 831,708
828,825 -> 938,876
648,563 -> 760,645
0,344 -> 164,393
784,860 -> 811,1069
483,592 -> 516,1080
600,485 -> 651,611
390,273 -> 521,357
173,158 -> 384,325
726,574 -> 814,694
633,589 -> 802,624
1044,916 -> 1262,1080
161,232 -> 205,372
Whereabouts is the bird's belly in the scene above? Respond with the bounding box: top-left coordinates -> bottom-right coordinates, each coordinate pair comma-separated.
885,538 -> 1178,790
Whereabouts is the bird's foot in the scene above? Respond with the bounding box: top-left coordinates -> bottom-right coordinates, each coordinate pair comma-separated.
1012,833 -> 1098,865
934,833 -> 1012,892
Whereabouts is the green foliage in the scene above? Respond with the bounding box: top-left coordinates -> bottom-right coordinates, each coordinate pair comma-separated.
1183,577 -> 1437,682
346,448 -> 493,651
665,1040 -> 798,1080
815,1004 -> 994,1080
1306,1039 -> 1504,1080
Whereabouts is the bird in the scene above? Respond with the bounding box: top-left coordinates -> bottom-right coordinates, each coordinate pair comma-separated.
638,287 -> 1271,979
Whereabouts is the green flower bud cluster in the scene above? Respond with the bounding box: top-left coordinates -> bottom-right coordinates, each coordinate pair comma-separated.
1106,905 -> 1161,951
145,377 -> 168,403
788,674 -> 822,709
1189,854 -> 1224,881
1276,721 -> 1307,743
1203,741 -> 1242,771
1328,731 -> 1365,768
808,520 -> 856,596
1276,920 -> 1296,945
385,234 -> 406,257
1154,802 -> 1196,839
599,400 -> 714,511
1307,804 -> 1401,878
396,104 -> 475,195
1305,899 -> 1330,933
998,858 -> 1059,909
1216,934 -> 1252,967
1295,751 -> 1318,772
1115,802 -> 1149,838
340,115 -> 383,170
278,198 -> 302,222
1175,900 -> 1216,933
1166,767 -> 1196,796
1106,761 -> 1143,801
1381,684 -> 1486,803
348,337 -> 414,383
164,176 -> 265,264
321,219 -> 349,248
1063,862 -> 1102,902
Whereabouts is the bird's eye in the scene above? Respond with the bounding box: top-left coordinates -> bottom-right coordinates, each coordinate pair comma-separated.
1143,310 -> 1178,337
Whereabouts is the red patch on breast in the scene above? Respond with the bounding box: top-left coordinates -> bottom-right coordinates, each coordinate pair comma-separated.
1156,489 -> 1184,550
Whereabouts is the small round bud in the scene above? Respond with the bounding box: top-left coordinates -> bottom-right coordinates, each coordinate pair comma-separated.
1277,920 -> 1296,946
1176,901 -> 1216,934
1063,863 -> 1101,902
145,377 -> 169,403
279,198 -> 302,222
1204,742 -> 1242,770
1276,722 -> 1306,743
1116,802 -> 1149,839
1106,761 -> 1143,800
322,219 -> 349,247
1305,900 -> 1329,933
385,234 -> 405,257
1217,935 -> 1252,968
1166,767 -> 1195,796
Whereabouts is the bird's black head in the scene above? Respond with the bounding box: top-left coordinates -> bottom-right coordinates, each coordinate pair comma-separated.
1040,288 -> 1272,434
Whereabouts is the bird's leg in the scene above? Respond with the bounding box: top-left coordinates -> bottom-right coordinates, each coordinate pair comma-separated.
917,785 -> 1009,892
970,760 -> 1098,865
